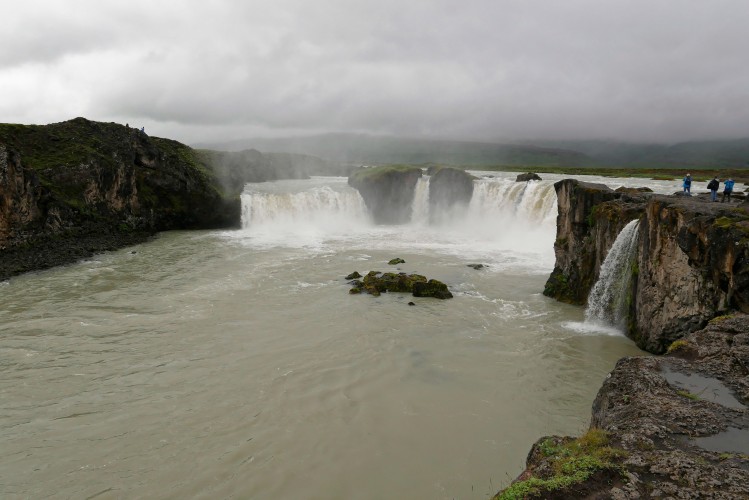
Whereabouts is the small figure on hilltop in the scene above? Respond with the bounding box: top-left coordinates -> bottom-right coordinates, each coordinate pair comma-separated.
682,173 -> 692,195
707,176 -> 720,202
722,178 -> 735,202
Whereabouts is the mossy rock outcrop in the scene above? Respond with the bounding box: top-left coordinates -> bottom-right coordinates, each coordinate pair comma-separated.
347,270 -> 452,299
347,165 -> 422,224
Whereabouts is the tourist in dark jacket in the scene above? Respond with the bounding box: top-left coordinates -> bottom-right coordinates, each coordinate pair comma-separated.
707,177 -> 720,201
722,178 -> 735,202
683,174 -> 692,195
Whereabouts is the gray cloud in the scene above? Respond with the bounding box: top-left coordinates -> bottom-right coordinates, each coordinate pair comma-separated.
2,0 -> 749,144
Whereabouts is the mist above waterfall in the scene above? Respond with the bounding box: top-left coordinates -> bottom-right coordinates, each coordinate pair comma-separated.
237,174 -> 558,269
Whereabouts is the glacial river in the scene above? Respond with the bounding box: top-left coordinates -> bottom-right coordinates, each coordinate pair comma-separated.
0,172 -> 678,499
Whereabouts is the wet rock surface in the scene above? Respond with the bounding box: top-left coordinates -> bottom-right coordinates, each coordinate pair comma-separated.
497,314 -> 749,499
0,118 -> 244,281
516,172 -> 542,182
347,165 -> 423,224
346,270 -> 453,299
428,167 -> 476,218
545,178 -> 749,353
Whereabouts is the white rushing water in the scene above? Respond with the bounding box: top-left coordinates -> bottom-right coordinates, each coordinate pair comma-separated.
585,219 -> 641,328
0,172 -> 672,499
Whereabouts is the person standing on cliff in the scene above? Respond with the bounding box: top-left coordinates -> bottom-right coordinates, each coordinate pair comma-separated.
683,173 -> 692,195
707,176 -> 720,202
722,178 -> 735,202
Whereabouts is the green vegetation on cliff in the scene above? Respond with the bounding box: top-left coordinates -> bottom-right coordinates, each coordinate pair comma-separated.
348,164 -> 422,184
496,430 -> 626,500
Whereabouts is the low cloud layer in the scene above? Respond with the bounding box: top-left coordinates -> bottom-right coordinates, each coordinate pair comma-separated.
3,0 -> 749,144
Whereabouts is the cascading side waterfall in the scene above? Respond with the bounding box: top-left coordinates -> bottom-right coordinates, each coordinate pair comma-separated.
585,219 -> 641,327
411,176 -> 430,225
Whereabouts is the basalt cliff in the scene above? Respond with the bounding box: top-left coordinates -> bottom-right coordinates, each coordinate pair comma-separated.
0,118 -> 338,280
544,179 -> 749,354
497,180 -> 749,498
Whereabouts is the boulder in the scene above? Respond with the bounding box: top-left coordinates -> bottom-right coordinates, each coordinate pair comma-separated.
516,172 -> 542,182
428,167 -> 476,221
388,258 -> 405,265
347,271 -> 452,299
347,166 -> 423,224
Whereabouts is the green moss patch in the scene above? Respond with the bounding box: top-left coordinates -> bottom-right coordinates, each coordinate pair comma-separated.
496,430 -> 627,500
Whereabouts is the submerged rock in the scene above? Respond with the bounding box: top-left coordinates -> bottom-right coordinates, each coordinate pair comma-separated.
467,263 -> 485,270
345,271 -> 362,280
388,258 -> 405,265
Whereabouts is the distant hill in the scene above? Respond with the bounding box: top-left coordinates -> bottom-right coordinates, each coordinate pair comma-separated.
523,139 -> 749,169
198,134 -> 749,169
196,134 -> 595,168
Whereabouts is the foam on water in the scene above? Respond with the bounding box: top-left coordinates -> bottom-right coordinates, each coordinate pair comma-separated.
235,175 -> 560,272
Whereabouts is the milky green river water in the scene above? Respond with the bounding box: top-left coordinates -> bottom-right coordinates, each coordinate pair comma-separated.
0,173 -> 668,499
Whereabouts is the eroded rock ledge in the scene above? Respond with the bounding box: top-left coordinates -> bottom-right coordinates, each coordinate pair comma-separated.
495,314 -> 749,499
544,179 -> 749,354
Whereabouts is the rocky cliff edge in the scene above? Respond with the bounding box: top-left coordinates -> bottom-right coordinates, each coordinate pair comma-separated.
544,179 -> 749,354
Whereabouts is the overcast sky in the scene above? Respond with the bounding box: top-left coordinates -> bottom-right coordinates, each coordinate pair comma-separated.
3,0 -> 749,144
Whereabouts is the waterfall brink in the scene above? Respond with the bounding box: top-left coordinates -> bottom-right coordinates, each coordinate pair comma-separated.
467,178 -> 558,226
240,183 -> 368,230
410,177 -> 430,225
236,175 -> 558,261
585,219 -> 641,327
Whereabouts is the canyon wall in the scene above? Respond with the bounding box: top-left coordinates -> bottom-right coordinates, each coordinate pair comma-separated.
0,118 -> 244,279
544,179 -> 749,353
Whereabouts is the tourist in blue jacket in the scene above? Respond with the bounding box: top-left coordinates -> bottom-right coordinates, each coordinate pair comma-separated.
722,178 -> 735,202
683,173 -> 692,195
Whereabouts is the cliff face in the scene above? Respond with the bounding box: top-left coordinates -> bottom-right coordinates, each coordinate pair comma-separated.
496,314 -> 749,499
347,165 -> 423,224
0,145 -> 43,242
428,167 -> 475,221
543,180 -> 646,304
0,118 -> 241,279
544,179 -> 749,353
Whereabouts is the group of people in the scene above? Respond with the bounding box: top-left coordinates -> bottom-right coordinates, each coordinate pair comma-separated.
682,173 -> 735,202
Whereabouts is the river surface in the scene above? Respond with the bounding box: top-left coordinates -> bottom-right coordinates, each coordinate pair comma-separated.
0,172 -> 677,499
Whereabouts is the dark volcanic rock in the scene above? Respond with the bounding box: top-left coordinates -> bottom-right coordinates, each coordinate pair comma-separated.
0,118 -> 244,280
496,314 -> 749,499
412,279 -> 453,299
428,167 -> 476,220
347,271 -> 452,299
347,166 -> 422,224
516,172 -> 542,182
545,178 -> 749,354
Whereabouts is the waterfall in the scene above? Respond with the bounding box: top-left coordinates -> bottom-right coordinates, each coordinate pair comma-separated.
585,219 -> 641,327
410,177 -> 430,225
240,183 -> 368,230
467,178 -> 558,226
